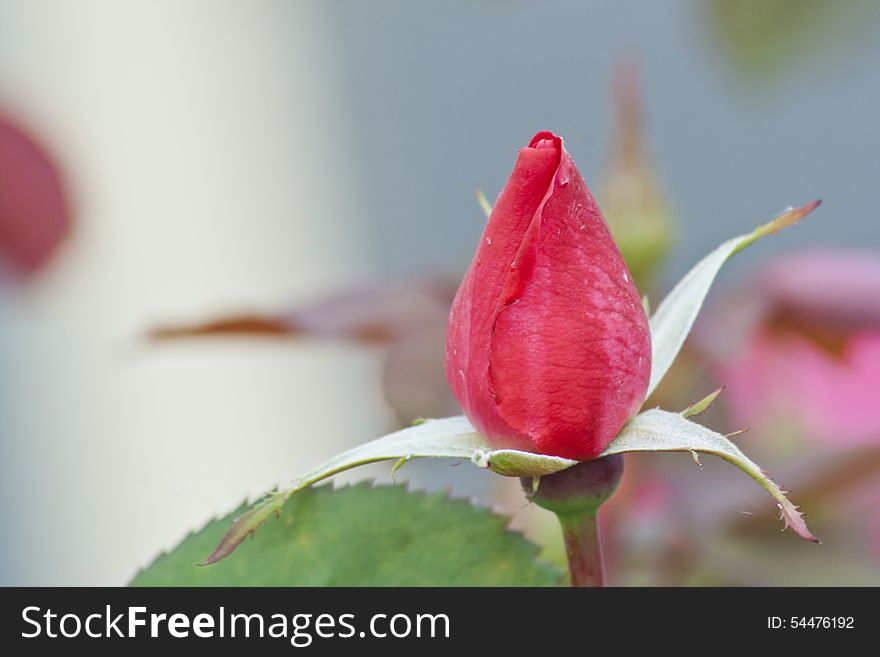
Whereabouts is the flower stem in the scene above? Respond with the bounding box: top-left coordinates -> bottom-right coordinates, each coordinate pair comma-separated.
558,511 -> 605,587
521,454 -> 623,588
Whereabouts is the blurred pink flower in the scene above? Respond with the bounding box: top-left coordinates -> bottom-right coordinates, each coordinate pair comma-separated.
627,476 -> 673,522
0,112 -> 71,277
700,249 -> 880,447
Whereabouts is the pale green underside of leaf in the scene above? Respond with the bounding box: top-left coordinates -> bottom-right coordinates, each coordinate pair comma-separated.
133,483 -> 561,586
456,410 -> 817,546
490,405 -> 817,549
205,202 -> 820,563
205,408 -> 815,564
603,409 -> 817,542
646,200 -> 820,398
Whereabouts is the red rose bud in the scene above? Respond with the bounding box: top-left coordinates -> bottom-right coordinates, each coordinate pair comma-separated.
445,131 -> 651,460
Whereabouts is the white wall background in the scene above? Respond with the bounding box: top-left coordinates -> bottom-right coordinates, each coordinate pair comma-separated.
0,0 -> 388,585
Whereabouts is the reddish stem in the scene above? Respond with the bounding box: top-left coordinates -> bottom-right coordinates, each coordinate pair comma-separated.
521,455 -> 623,588
559,512 -> 605,587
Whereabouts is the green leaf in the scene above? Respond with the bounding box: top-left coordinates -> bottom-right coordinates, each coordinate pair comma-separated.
646,200 -> 821,398
205,409 -> 816,563
201,416 -> 486,564
132,483 -> 561,586
681,387 -> 723,418
472,447 -> 576,478
475,186 -> 492,218
480,408 -> 817,542
602,409 -> 818,542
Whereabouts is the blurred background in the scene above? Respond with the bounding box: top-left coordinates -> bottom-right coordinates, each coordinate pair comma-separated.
1,0 -> 878,585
